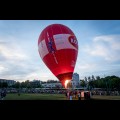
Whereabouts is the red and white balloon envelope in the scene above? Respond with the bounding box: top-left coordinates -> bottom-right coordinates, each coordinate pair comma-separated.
38,24 -> 78,88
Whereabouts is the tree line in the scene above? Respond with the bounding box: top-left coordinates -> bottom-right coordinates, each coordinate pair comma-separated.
0,75 -> 120,91
80,75 -> 120,91
0,79 -> 59,88
0,80 -> 42,88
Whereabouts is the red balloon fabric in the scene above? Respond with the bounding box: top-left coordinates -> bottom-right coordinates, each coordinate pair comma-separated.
38,24 -> 78,88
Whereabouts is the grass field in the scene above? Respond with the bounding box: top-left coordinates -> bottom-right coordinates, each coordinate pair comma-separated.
4,93 -> 67,100
91,95 -> 120,100
2,93 -> 120,100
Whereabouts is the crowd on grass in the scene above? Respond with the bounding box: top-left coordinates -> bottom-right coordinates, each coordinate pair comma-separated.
65,90 -> 91,100
0,88 -> 120,100
0,88 -> 91,100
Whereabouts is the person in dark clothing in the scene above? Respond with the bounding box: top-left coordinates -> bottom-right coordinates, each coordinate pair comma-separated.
65,91 -> 67,98
69,91 -> 73,100
18,89 -> 21,96
84,92 -> 86,100
78,91 -> 81,100
1,90 -> 6,100
87,92 -> 90,100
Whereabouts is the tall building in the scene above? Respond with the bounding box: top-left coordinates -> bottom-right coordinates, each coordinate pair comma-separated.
71,73 -> 80,88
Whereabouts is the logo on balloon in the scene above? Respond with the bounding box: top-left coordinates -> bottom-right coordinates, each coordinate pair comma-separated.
47,37 -> 55,53
68,35 -> 78,49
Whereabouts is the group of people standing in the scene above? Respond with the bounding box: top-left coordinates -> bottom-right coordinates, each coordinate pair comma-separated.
65,90 -> 91,100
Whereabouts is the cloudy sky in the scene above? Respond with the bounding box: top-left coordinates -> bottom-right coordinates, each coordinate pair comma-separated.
0,20 -> 120,82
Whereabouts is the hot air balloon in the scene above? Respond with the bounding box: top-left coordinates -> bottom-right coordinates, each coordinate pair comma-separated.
38,24 -> 78,88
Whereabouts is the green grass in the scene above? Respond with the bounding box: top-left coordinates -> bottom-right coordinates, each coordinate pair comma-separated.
4,93 -> 67,100
3,93 -> 120,100
91,95 -> 120,100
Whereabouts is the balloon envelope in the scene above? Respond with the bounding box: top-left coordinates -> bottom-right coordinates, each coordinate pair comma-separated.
38,24 -> 78,88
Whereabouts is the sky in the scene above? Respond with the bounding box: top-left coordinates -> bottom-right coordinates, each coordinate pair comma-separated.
0,20 -> 120,82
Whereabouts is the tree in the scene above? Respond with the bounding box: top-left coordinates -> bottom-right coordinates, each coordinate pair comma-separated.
80,80 -> 86,88
96,76 -> 100,80
85,77 -> 87,81
88,76 -> 91,82
21,82 -> 26,88
13,82 -> 20,88
0,82 -> 8,88
92,75 -> 95,81
88,81 -> 94,90
86,75 -> 120,91
24,80 -> 31,88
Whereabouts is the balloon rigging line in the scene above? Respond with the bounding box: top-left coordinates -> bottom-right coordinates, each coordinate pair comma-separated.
52,52 -> 58,64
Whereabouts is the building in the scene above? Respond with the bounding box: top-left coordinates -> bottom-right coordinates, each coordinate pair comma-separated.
30,80 -> 42,87
41,73 -> 80,89
71,73 -> 80,88
0,79 -> 16,86
41,82 -> 62,88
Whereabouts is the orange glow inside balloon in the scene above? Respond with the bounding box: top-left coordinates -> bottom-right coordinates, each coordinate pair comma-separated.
65,80 -> 71,89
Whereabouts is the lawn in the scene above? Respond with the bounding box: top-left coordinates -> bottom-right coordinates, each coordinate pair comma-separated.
91,95 -> 120,100
4,93 -> 67,100
3,93 -> 120,100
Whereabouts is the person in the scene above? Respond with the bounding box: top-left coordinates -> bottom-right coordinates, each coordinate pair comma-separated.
87,91 -> 90,100
65,91 -> 67,98
72,91 -> 75,99
75,91 -> 77,99
78,91 -> 81,100
84,92 -> 87,100
1,91 -> 4,100
69,91 -> 73,100
67,91 -> 70,100
81,91 -> 84,100
1,90 -> 6,100
0,91 -> 1,100
18,90 -> 21,96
